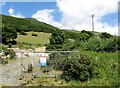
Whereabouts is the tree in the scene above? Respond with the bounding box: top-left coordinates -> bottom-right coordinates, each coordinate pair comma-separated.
79,33 -> 90,42
46,28 -> 66,50
100,32 -> 112,39
50,28 -> 65,45
79,30 -> 93,42
81,30 -> 93,37
2,25 -> 17,44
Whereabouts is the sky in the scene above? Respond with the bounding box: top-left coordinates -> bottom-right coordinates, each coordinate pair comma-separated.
1,0 -> 119,35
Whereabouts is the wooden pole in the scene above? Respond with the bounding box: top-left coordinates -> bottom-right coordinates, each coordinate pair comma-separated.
92,15 -> 94,35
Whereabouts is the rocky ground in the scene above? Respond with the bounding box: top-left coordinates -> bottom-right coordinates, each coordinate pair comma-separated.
0,53 -> 40,86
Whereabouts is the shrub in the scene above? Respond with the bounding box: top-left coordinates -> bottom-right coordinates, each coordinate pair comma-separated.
78,30 -> 93,42
32,33 -> 38,36
20,31 -> 27,35
48,52 -> 67,70
81,30 -> 93,37
100,32 -> 112,39
61,53 -> 94,82
1,59 -> 8,64
103,37 -> 118,52
84,37 -> 106,52
46,44 -> 63,51
48,52 -> 94,82
27,63 -> 33,73
4,49 -> 16,59
79,33 -> 90,42
9,51 -> 16,59
117,36 -> 120,50
84,37 -> 119,52
8,43 -> 12,48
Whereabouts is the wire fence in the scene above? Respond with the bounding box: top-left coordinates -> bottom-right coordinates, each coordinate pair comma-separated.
0,50 -> 80,86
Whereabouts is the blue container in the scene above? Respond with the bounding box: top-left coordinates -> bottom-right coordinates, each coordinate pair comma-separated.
40,62 -> 46,67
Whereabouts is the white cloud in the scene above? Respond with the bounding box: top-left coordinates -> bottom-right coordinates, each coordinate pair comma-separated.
56,0 -> 119,35
32,9 -> 62,28
8,8 -> 25,18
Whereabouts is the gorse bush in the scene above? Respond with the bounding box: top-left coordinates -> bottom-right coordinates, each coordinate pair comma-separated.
61,53 -> 94,82
48,52 -> 94,82
20,31 -> 27,35
79,30 -> 93,42
83,37 -> 118,52
79,33 -> 90,42
100,32 -> 112,39
84,37 -> 106,52
104,37 -> 118,52
48,52 -> 69,70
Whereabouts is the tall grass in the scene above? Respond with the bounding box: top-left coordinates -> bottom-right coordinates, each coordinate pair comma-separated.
78,49 -> 118,86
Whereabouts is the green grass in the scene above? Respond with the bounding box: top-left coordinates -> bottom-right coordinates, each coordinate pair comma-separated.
16,32 -> 51,45
26,49 -> 118,86
79,49 -> 118,86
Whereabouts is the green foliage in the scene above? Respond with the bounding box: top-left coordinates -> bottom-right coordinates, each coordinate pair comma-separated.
0,44 -> 2,51
79,33 -> 90,42
48,52 -> 94,82
81,30 -> 93,37
2,25 -> 17,44
100,32 -> 112,39
84,37 -> 106,52
46,44 -> 63,50
48,52 -> 70,70
8,43 -> 12,48
63,30 -> 80,40
47,28 -> 66,50
4,49 -> 16,59
27,63 -> 33,73
9,50 -> 16,59
62,40 -> 75,51
61,53 -> 93,82
82,37 -> 118,52
117,36 -> 120,50
80,50 -> 118,86
104,37 -> 118,52
20,31 -> 27,35
1,58 -> 8,64
2,14 -> 57,33
50,28 -> 65,45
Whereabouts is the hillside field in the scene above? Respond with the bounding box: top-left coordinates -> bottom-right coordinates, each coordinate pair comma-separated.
16,32 -> 51,45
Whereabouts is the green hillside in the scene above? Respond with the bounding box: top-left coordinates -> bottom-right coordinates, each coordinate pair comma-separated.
0,14 -> 119,86
16,32 -> 51,44
1,14 -> 57,33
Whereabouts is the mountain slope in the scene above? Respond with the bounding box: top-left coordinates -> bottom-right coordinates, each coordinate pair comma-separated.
1,14 -> 57,33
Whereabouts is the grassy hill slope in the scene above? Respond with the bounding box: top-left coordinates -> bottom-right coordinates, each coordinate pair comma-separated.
16,32 -> 51,45
1,14 -> 57,33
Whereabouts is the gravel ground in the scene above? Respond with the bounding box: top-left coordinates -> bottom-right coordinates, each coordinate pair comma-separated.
0,53 -> 40,86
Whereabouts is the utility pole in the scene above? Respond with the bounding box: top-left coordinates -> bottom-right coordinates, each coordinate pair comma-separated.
92,14 -> 94,35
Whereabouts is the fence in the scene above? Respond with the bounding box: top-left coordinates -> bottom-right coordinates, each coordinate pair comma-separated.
0,50 -> 80,86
